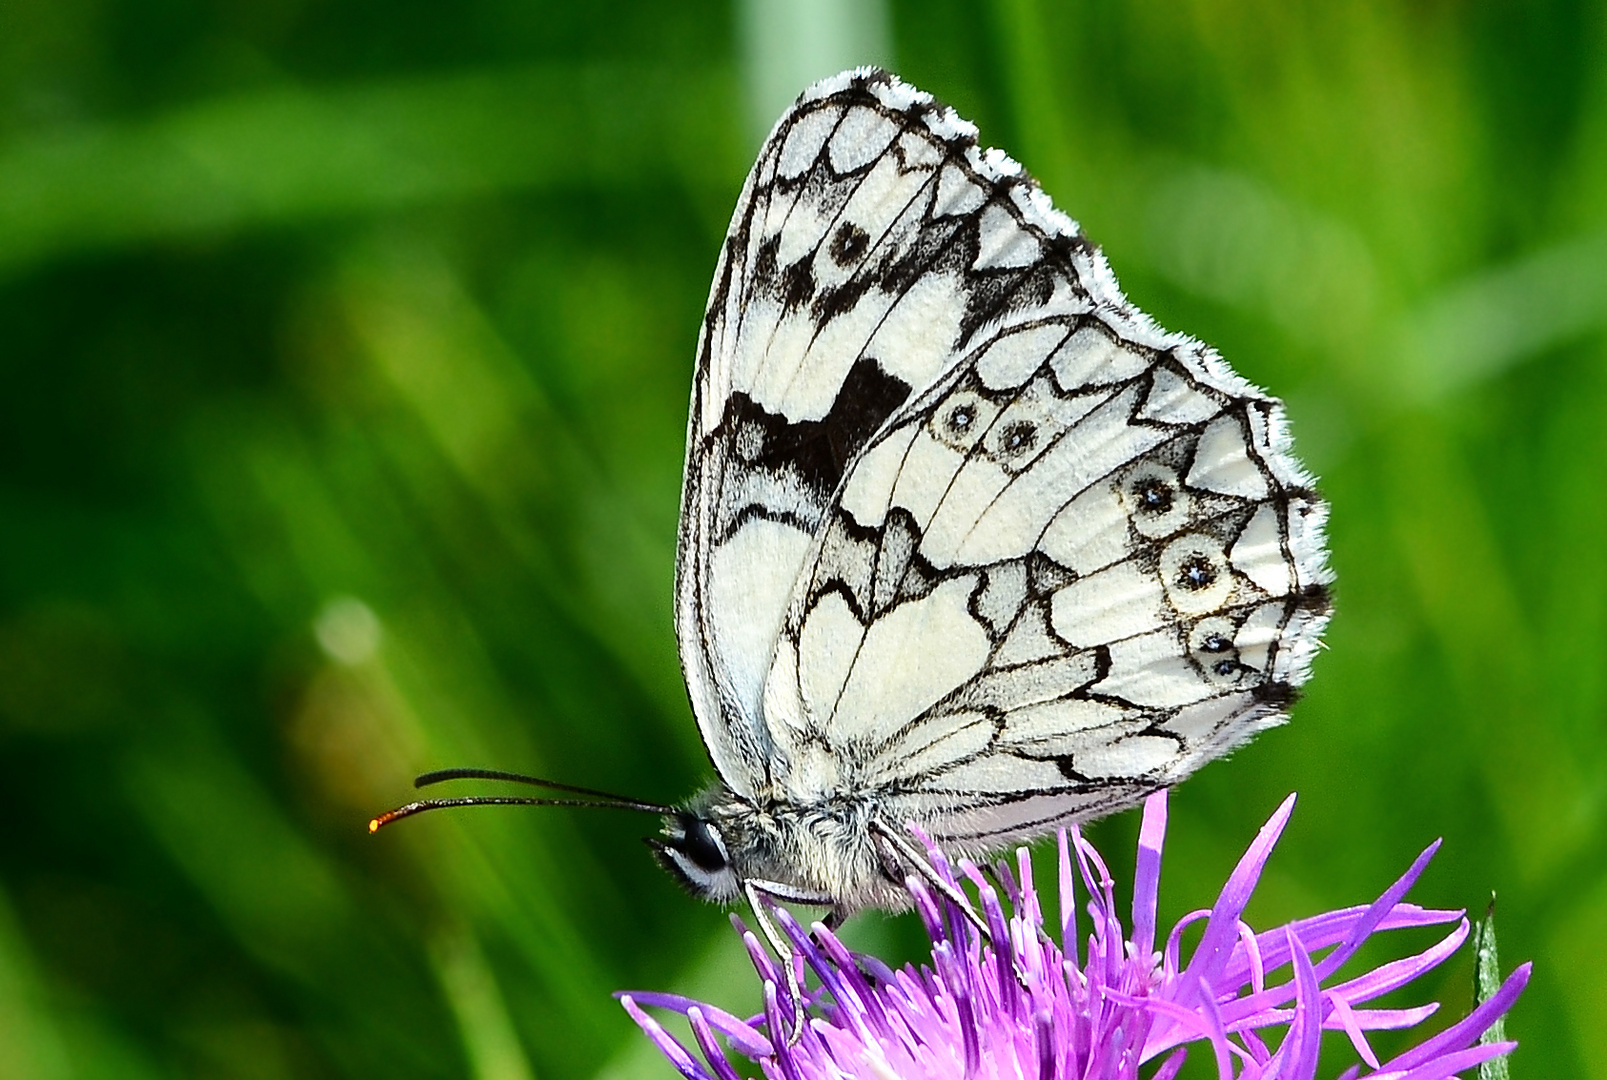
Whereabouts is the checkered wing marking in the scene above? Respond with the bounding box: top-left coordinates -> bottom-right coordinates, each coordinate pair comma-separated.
751,76 -> 1334,846
677,71 -> 1033,795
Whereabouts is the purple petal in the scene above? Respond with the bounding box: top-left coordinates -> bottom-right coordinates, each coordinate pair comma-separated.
772,907 -> 854,1026
613,989 -> 700,1014
1033,1008 -> 1056,1080
1237,920 -> 1265,995
688,1007 -> 748,1080
1124,988 -> 1219,1051
1163,909 -> 1211,979
1058,829 -> 1078,966
1073,832 -> 1123,992
1176,794 -> 1296,1009
1073,829 -> 1117,903
812,921 -> 890,1032
1325,920 -> 1469,1006
1196,980 -> 1240,1080
1327,995 -> 1379,1069
1219,904 -> 1460,990
1132,790 -> 1168,958
1282,926 -> 1323,1080
1312,841 -> 1442,982
906,875 -> 949,946
1373,963 -> 1530,1074
761,981 -> 804,1080
858,952 -> 899,987
1017,847 -> 1041,930
1238,1025 -> 1272,1068
908,823 -> 959,888
740,929 -> 782,988
966,874 -> 1020,1020
995,856 -> 1022,906
1221,1000 -> 1442,1041
616,992 -> 774,1058
1340,1004 -> 1440,1029
1211,926 -> 1457,1037
933,941 -> 980,1074
620,996 -> 717,1080
1394,1041 -> 1519,1080
1151,1048 -> 1189,1080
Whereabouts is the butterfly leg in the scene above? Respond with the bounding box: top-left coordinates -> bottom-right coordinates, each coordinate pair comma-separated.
743,879 -> 833,1046
872,822 -> 1040,987
869,820 -> 993,942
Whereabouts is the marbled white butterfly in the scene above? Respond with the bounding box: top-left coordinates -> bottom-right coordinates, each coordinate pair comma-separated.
374,67 -> 1332,960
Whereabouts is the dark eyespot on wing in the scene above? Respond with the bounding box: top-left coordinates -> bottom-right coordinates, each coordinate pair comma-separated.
994,420 -> 1037,458
1134,476 -> 1174,513
1176,555 -> 1217,591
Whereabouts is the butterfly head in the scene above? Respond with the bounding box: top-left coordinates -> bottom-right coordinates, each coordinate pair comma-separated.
648,807 -> 743,903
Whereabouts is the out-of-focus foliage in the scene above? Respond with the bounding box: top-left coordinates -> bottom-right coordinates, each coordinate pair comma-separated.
0,1 -> 1600,1077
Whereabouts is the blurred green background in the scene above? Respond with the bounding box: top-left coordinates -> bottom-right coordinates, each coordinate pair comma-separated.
1,0 -> 1602,1076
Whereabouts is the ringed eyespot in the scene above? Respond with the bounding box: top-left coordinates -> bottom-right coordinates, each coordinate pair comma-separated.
930,390 -> 997,449
999,421 -> 1036,456
1160,535 -> 1234,615
1177,555 -> 1216,591
1133,477 -> 1174,514
1200,633 -> 1232,653
1119,462 -> 1190,539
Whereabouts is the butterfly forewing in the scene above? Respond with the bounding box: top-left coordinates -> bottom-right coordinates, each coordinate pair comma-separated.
678,74 -> 993,793
680,69 -> 1331,850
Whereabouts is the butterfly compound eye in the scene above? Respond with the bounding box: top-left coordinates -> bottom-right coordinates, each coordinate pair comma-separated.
679,814 -> 729,872
649,811 -> 741,903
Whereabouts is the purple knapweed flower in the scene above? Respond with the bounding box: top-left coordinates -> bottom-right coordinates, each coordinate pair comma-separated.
621,792 -> 1528,1080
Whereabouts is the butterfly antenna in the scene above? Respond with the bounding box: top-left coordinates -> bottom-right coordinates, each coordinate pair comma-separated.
411,767 -> 673,814
369,794 -> 666,833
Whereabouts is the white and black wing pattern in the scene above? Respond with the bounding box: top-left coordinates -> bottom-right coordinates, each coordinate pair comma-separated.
732,71 -> 1333,844
677,69 -> 1004,796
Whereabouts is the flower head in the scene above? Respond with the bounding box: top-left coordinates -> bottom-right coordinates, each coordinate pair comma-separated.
622,793 -> 1528,1080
